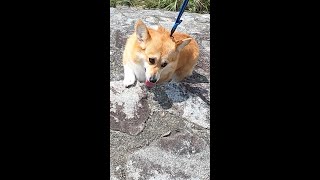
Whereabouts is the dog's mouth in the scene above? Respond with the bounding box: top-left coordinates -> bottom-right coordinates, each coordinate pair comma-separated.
145,80 -> 156,88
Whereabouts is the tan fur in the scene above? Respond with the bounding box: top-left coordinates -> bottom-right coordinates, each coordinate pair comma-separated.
122,19 -> 199,87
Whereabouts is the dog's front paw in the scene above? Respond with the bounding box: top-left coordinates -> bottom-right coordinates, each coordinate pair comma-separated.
123,76 -> 136,88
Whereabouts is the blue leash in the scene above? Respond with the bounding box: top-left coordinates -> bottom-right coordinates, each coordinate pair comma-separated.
170,0 -> 189,37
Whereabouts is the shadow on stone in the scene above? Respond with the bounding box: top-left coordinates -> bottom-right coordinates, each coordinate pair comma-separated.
182,70 -> 210,106
183,83 -> 210,106
183,70 -> 209,84
150,70 -> 210,109
150,86 -> 174,110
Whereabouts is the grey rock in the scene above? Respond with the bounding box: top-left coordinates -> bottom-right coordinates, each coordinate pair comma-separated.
126,130 -> 210,180
110,7 -> 211,180
148,82 -> 210,129
110,163 -> 120,180
110,81 -> 149,135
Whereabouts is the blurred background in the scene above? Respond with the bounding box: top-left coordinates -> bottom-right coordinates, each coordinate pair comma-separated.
110,0 -> 210,14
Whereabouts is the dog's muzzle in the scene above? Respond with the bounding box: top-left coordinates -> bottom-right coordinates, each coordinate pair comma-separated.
149,75 -> 157,83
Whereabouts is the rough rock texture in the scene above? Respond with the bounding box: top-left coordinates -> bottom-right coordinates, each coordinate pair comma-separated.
110,81 -> 149,135
110,6 -> 211,180
126,130 -> 210,180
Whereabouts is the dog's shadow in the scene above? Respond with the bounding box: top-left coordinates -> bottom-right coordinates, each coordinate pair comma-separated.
149,71 -> 210,109
183,71 -> 209,84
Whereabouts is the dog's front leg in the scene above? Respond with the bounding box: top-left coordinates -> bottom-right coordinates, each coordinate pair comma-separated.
123,64 -> 136,88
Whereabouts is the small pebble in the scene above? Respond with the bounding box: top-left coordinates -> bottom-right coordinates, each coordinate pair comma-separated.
160,111 -> 166,117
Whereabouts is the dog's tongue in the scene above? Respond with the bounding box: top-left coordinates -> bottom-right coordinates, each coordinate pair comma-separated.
145,80 -> 155,88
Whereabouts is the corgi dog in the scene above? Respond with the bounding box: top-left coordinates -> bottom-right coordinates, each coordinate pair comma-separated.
122,19 -> 199,88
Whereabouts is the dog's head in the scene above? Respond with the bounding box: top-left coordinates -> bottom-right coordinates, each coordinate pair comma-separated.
134,20 -> 192,86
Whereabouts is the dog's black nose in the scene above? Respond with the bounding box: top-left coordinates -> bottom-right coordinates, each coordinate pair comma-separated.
149,76 -> 157,83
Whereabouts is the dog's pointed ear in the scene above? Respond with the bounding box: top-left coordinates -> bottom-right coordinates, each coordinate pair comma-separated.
175,38 -> 192,52
135,20 -> 150,48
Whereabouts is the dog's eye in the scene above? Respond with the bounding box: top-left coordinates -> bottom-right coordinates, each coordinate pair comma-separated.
149,58 -> 155,64
161,62 -> 168,68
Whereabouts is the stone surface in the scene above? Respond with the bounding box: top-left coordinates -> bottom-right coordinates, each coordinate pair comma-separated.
126,130 -> 210,180
110,81 -> 150,135
110,6 -> 211,180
